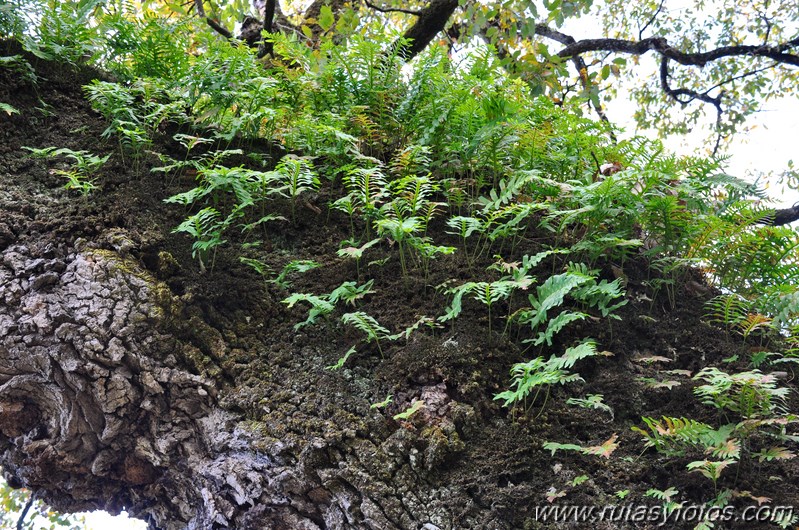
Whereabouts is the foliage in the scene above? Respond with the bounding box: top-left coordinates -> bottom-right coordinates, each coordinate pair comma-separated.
270,260 -> 320,290
632,417 -> 739,458
494,340 -> 600,409
542,433 -> 619,459
693,368 -> 789,419
23,146 -> 110,195
0,476 -> 84,530
515,263 -> 625,346
393,399 -> 425,421
282,292 -> 335,330
22,0 -> 104,65
5,2 -> 799,522
341,311 -> 392,356
566,394 -> 614,420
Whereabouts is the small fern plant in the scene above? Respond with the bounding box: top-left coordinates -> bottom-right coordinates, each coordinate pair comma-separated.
282,293 -> 336,330
172,206 -> 235,272
494,340 -> 600,410
693,367 -> 789,419
272,155 -> 320,223
439,279 -> 519,339
23,146 -> 110,195
341,311 -> 393,357
515,263 -> 626,346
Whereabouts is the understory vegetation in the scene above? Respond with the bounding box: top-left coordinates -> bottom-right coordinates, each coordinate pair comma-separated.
1,2 -> 798,529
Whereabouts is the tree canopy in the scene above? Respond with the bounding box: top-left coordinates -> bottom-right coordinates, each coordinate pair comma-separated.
5,0 -> 799,197
197,0 -> 799,154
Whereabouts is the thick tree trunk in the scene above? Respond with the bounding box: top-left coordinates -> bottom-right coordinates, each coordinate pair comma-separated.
0,46 -> 489,530
0,202 -> 484,530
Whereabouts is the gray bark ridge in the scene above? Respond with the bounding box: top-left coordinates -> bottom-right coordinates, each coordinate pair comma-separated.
0,237 -> 214,526
0,235 -> 490,529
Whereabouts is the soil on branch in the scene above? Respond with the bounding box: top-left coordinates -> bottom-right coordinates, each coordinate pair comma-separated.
0,42 -> 796,529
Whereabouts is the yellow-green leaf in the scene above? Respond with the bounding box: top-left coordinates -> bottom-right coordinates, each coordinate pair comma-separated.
319,5 -> 335,32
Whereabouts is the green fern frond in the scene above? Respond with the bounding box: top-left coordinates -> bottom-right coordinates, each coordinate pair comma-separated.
517,271 -> 592,330
341,311 -> 391,350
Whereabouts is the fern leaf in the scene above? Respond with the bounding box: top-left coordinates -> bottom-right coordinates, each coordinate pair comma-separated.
341,311 -> 390,342
529,311 -> 588,346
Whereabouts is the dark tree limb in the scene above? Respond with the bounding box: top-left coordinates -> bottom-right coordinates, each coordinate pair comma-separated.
193,0 -> 233,40
394,0 -> 459,60
531,23 -> 799,153
546,30 -> 799,68
364,0 -> 424,16
659,57 -> 726,155
242,1 -> 298,47
16,495 -> 33,530
762,203 -> 799,226
256,0 -> 276,58
296,0 -> 348,43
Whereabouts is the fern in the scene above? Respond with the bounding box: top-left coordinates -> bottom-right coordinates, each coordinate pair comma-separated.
516,270 -> 592,332
344,164 -> 389,221
530,311 -> 588,346
693,367 -> 789,419
0,101 -> 18,115
329,280 -> 375,307
270,260 -> 320,289
439,279 -> 517,337
494,341 -> 599,408
172,207 -> 234,271
566,394 -> 614,419
446,215 -> 483,239
337,238 -> 381,279
632,416 -> 718,457
326,345 -> 357,371
477,170 -> 539,212
282,293 -> 335,330
704,294 -> 750,333
341,311 -> 392,356
272,155 -> 320,221
571,279 -> 627,318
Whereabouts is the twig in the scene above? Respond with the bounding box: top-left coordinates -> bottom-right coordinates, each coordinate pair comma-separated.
364,0 -> 423,16
638,0 -> 665,40
16,495 -> 33,530
194,0 -> 233,40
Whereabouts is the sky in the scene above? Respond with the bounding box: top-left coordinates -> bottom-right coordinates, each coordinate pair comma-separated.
605,91 -> 799,210
81,510 -> 147,529
561,1 -> 799,211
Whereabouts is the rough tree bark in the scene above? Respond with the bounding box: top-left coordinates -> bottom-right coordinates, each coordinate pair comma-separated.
0,48 -> 494,530
0,237 -> 489,529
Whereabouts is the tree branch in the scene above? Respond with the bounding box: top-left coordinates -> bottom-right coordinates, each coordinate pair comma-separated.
761,203 -> 799,226
194,0 -> 233,40
546,30 -> 799,68
638,0 -> 665,40
16,495 -> 33,530
479,21 -> 615,136
257,0 -> 276,58
659,57 -> 726,155
364,0 -> 423,16
394,0 -> 459,60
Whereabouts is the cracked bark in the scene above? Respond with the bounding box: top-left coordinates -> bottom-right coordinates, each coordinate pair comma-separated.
0,235 -> 485,529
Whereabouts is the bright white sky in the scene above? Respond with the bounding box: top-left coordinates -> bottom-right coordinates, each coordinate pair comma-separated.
605,88 -> 799,210
81,510 -> 146,529
562,2 -> 799,211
